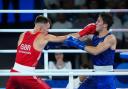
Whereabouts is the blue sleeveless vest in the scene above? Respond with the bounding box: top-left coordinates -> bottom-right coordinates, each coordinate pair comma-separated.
91,33 -> 115,66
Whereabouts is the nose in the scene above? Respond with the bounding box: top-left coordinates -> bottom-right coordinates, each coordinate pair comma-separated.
95,21 -> 98,25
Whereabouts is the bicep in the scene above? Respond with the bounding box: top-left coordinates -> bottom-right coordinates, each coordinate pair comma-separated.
85,35 -> 115,55
96,40 -> 111,52
47,35 -> 58,41
95,36 -> 114,53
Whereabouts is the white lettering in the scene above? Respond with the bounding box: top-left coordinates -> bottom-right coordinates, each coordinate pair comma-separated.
20,44 -> 31,51
19,50 -> 31,54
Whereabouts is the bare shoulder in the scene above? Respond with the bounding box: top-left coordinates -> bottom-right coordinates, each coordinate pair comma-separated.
20,32 -> 25,37
46,34 -> 56,37
44,34 -> 57,40
19,32 -> 26,41
105,34 -> 117,48
34,33 -> 48,49
37,33 -> 54,42
37,33 -> 48,38
17,32 -> 25,46
106,34 -> 116,42
36,33 -> 47,42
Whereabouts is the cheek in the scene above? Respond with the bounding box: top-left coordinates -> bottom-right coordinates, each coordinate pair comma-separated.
47,24 -> 50,29
98,23 -> 103,28
96,25 -> 102,31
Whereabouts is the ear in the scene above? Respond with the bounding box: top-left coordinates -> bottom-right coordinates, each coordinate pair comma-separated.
104,23 -> 108,28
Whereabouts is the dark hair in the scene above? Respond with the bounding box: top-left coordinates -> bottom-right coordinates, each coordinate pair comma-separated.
99,12 -> 113,30
35,15 -> 49,24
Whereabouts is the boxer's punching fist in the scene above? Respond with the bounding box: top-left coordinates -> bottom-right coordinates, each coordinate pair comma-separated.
64,36 -> 86,50
78,23 -> 96,37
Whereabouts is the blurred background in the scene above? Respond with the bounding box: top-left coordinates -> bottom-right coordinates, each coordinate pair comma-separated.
0,0 -> 128,88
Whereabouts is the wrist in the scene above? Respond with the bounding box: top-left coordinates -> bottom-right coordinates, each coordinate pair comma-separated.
84,46 -> 87,51
82,45 -> 86,50
77,42 -> 86,50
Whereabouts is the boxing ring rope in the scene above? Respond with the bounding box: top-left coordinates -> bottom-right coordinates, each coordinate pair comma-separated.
0,49 -> 128,53
0,9 -> 128,13
0,9 -> 128,17
0,29 -> 128,32
0,69 -> 128,76
0,69 -> 128,89
0,9 -> 128,89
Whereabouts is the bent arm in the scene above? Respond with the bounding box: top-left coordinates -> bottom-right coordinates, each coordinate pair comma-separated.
84,35 -> 116,55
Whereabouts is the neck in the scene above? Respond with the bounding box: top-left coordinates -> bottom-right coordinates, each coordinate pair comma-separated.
98,28 -> 109,37
33,27 -> 40,33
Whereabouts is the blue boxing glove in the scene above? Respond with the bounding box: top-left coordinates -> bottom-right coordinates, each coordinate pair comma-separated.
64,36 -> 86,50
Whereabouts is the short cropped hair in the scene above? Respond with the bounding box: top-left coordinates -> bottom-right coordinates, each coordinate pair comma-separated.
99,12 -> 113,30
35,15 -> 49,24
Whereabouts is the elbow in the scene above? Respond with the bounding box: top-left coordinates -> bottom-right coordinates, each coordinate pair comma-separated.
91,51 -> 101,55
92,52 -> 98,56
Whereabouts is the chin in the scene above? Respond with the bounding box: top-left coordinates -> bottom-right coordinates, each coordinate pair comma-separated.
96,29 -> 99,32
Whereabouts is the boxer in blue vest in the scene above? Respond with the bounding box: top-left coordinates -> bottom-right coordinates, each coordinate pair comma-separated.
64,12 -> 117,89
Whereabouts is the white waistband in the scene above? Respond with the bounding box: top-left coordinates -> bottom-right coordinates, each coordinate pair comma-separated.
93,65 -> 113,71
13,62 -> 35,72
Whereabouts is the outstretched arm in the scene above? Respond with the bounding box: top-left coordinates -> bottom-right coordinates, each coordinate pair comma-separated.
45,23 -> 96,42
46,34 -> 67,42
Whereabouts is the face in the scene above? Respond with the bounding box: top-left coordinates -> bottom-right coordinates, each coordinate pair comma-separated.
45,22 -> 50,29
41,22 -> 50,32
96,16 -> 105,32
55,53 -> 64,61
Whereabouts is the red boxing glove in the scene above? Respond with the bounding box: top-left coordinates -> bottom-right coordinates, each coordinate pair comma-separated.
78,23 -> 96,37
